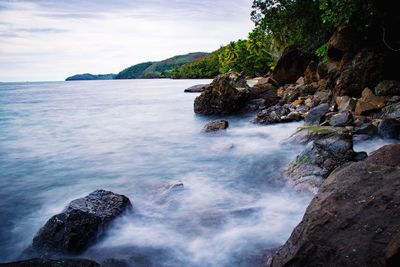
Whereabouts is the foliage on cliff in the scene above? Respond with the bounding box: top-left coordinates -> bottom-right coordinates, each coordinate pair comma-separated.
251,0 -> 400,55
171,27 -> 275,79
115,52 -> 208,79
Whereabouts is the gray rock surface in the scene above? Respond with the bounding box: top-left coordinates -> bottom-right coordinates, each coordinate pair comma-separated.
26,190 -> 132,256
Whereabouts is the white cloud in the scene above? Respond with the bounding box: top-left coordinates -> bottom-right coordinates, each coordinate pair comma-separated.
0,0 -> 254,81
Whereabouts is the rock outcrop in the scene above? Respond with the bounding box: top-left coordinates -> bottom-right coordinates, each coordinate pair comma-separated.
268,144 -> 400,267
25,190 -> 132,257
272,46 -> 312,85
194,73 -> 249,115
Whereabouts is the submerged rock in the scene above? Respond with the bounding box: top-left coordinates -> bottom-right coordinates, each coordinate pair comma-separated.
0,258 -> 100,267
26,190 -> 132,257
268,144 -> 400,267
202,119 -> 229,133
184,84 -> 207,93
285,126 -> 350,145
194,73 -> 248,115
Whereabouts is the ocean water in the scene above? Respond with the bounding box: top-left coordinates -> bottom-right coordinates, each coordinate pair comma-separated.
0,79 -> 312,266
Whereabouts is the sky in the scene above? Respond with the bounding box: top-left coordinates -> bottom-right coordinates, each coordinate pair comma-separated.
0,0 -> 255,82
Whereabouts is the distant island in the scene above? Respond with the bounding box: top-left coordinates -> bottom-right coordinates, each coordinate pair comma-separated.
65,52 -> 208,81
66,73 -> 116,81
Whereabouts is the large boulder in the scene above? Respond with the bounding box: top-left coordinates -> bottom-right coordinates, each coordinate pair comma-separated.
283,133 -> 358,193
194,73 -> 248,115
26,190 -> 132,256
268,144 -> 400,267
272,46 -> 311,85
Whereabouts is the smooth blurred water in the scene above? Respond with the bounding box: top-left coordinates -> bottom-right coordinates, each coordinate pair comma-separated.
0,79 -> 312,266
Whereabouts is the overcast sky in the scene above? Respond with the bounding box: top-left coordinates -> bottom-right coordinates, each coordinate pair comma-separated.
0,0 -> 254,82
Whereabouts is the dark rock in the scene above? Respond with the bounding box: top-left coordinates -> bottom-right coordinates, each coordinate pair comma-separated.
272,46 -> 311,85
0,258 -> 100,267
247,83 -> 279,107
27,190 -> 132,256
329,111 -> 353,127
378,119 -> 400,139
201,119 -> 229,133
268,144 -> 400,267
354,88 -> 387,116
304,103 -> 329,126
317,62 -> 328,80
255,104 -> 301,125
375,80 -> 400,96
354,151 -> 368,161
327,26 -> 358,62
184,84 -> 207,93
284,126 -> 350,145
194,73 -> 248,115
303,61 -> 318,84
246,99 -> 266,111
284,134 -> 357,193
333,48 -> 385,97
381,103 -> 400,119
354,123 -> 378,136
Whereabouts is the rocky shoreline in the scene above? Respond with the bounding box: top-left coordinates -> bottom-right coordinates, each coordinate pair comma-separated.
2,26 -> 400,267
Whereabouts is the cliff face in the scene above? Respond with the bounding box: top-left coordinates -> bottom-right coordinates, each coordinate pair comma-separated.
267,145 -> 400,267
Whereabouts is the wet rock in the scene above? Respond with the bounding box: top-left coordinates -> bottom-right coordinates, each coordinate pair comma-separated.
284,134 -> 357,193
268,144 -> 400,267
184,84 -> 207,93
194,73 -> 248,115
272,46 -> 311,85
354,88 -> 386,116
0,258 -> 100,267
354,123 -> 378,136
27,190 -> 132,256
375,80 -> 400,96
378,119 -> 400,139
336,96 -> 357,112
246,99 -> 266,111
284,126 -> 351,145
329,111 -> 353,127
201,119 -> 229,133
304,103 -> 329,126
381,102 -> 400,119
255,104 -> 301,125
